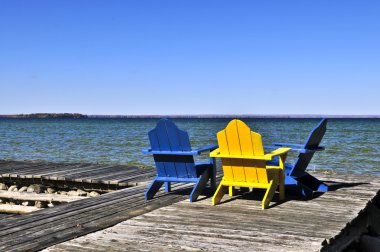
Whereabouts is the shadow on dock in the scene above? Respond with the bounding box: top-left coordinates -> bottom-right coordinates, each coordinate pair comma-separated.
146,180 -> 372,210
324,181 -> 370,191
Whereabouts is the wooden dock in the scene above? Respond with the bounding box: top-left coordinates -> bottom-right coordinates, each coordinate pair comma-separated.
0,160 -> 156,190
0,161 -> 378,251
0,161 -> 193,251
43,172 -> 379,252
0,185 -> 192,252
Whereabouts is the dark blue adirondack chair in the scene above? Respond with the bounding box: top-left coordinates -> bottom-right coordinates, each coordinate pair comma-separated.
272,118 -> 328,198
143,118 -> 217,202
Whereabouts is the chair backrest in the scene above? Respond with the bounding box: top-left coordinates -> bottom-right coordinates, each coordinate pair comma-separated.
217,119 -> 268,184
290,118 -> 327,177
148,118 -> 197,178
303,118 -> 327,149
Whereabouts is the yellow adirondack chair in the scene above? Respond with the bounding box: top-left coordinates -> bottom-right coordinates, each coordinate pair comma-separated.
210,119 -> 291,209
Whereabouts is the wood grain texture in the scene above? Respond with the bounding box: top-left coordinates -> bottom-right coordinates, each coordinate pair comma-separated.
0,160 -> 156,190
0,182 -> 194,252
44,172 -> 380,252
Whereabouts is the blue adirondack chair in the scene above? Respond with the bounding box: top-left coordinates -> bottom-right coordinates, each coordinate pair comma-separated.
143,118 -> 217,202
271,118 -> 328,198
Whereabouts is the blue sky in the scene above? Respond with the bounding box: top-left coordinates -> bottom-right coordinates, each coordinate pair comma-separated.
1,1 -> 379,115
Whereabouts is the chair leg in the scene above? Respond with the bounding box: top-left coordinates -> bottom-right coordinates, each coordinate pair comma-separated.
300,186 -> 314,199
287,173 -> 328,198
317,183 -> 328,192
145,178 -> 164,201
210,158 -> 217,190
279,170 -> 285,201
262,180 -> 278,209
229,186 -> 235,196
212,182 -> 227,205
190,169 -> 210,202
165,182 -> 171,192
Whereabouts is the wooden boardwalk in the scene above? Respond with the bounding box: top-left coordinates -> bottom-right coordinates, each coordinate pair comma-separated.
0,160 -> 156,190
0,183 -> 194,252
43,172 -> 379,252
0,160 -> 378,251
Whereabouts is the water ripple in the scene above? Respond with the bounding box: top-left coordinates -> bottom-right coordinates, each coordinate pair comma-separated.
0,118 -> 379,175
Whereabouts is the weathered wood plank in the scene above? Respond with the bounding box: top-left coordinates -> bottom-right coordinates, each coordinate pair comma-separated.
38,164 -> 96,179
13,195 -> 185,252
0,204 -> 40,214
0,187 -> 144,231
0,182 -> 191,235
94,170 -> 156,185
0,163 -> 48,178
38,165 -> 113,180
0,191 -> 88,203
44,172 -> 379,252
0,184 -> 191,252
77,166 -> 147,183
0,161 -> 155,188
7,164 -> 71,179
47,165 -> 118,179
0,162 -> 44,173
1,161 -> 379,252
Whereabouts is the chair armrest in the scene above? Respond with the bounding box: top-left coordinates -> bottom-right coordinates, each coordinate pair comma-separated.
193,144 -> 218,154
142,148 -> 197,155
142,149 -> 152,154
273,143 -> 325,153
210,147 -> 291,161
273,142 -> 304,148
267,147 -> 292,157
292,147 -> 325,153
142,148 -> 152,154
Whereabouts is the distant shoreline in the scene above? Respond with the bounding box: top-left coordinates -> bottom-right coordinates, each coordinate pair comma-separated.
0,113 -> 379,119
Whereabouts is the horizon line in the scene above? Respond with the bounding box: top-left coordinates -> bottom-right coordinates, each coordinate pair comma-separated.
0,113 -> 379,119
89,114 -> 380,119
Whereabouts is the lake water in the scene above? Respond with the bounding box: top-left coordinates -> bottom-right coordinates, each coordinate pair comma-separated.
0,118 -> 379,175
